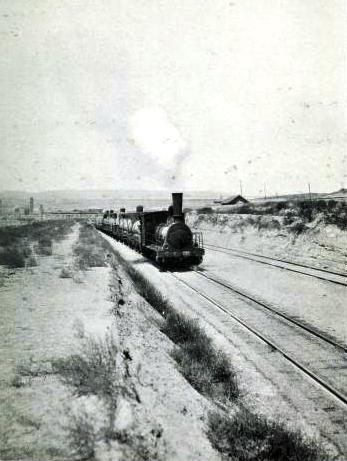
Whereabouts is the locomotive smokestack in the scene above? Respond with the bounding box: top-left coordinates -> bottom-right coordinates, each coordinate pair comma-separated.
172,193 -> 184,222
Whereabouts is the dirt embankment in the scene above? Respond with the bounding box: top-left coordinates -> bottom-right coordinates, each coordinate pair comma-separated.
186,211 -> 347,273
0,223 -> 220,460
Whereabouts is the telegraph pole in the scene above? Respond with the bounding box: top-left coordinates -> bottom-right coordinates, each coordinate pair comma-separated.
308,183 -> 312,202
308,182 -> 313,220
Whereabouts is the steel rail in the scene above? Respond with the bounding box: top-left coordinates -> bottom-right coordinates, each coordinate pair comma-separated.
204,244 -> 347,287
171,272 -> 347,407
204,243 -> 347,277
194,270 -> 347,352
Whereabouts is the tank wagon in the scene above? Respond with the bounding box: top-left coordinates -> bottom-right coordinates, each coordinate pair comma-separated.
95,193 -> 204,267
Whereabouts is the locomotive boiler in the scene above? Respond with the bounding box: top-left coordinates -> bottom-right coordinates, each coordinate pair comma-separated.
95,193 -> 204,267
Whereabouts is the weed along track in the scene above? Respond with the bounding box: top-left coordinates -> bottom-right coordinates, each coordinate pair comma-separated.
204,243 -> 347,286
171,270 -> 347,408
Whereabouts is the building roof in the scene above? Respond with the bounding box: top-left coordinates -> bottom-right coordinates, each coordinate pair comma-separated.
221,194 -> 248,205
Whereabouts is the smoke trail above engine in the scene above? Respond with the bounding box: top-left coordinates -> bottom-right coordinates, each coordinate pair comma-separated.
129,107 -> 189,186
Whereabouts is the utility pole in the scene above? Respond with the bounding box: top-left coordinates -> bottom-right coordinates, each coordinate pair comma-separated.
264,183 -> 267,199
308,182 -> 313,220
239,180 -> 243,196
308,183 -> 312,202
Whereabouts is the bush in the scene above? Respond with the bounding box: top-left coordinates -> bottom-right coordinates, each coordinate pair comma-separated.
73,224 -> 109,269
197,207 -> 214,214
288,221 -> 308,235
208,407 -> 328,461
157,302 -> 239,401
67,408 -> 96,460
60,266 -> 73,278
52,334 -> 120,400
35,237 -> 53,256
283,211 -> 295,225
123,262 -> 170,316
161,310 -> 203,344
112,250 -> 239,403
0,246 -> 27,268
0,220 -> 74,268
257,218 -> 281,231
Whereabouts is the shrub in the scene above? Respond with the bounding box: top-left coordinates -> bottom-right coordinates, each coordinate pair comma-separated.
288,221 -> 308,235
35,237 -> 53,256
274,201 -> 288,212
67,408 -> 96,460
60,266 -> 73,278
124,262 -> 170,316
257,218 -> 281,231
52,334 -> 120,400
73,225 -> 109,269
112,250 -> 239,403
170,324 -> 239,402
283,211 -> 295,225
0,220 -> 74,268
197,207 -> 214,214
0,246 -> 27,268
161,310 -> 203,344
162,307 -> 239,401
208,407 -> 328,461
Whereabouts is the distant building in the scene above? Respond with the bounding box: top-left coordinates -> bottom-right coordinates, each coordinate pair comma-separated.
221,195 -> 249,206
29,197 -> 34,213
40,204 -> 44,216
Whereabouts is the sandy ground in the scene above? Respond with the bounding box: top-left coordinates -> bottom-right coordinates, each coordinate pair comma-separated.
0,225 -> 222,461
0,226 -> 115,459
100,232 -> 347,460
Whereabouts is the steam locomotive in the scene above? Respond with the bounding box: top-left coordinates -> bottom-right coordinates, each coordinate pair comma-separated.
95,193 -> 204,267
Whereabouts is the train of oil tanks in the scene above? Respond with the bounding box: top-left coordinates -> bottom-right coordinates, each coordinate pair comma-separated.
95,193 -> 204,267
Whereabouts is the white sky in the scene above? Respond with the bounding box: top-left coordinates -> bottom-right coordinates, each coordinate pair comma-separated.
0,0 -> 346,196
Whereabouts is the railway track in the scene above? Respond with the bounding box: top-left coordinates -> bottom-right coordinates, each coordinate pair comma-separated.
204,243 -> 347,287
171,269 -> 347,408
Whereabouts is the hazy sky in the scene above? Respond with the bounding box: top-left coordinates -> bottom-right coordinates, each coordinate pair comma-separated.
0,0 -> 346,196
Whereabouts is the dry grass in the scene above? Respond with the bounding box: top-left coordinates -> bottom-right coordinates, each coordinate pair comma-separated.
208,407 -> 329,461
73,225 -> 110,270
163,311 -> 239,402
53,331 -> 161,460
113,252 -> 239,403
125,263 -> 170,316
0,220 -> 74,268
52,334 -> 120,401
0,245 -> 30,268
66,407 -> 96,461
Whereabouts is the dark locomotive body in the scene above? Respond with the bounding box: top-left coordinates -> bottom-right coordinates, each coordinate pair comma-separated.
95,193 -> 204,267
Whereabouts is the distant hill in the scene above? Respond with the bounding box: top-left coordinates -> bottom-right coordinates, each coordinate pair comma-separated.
250,188 -> 347,204
250,192 -> 323,203
323,188 -> 347,199
0,189 -> 222,212
1,188 -> 345,211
